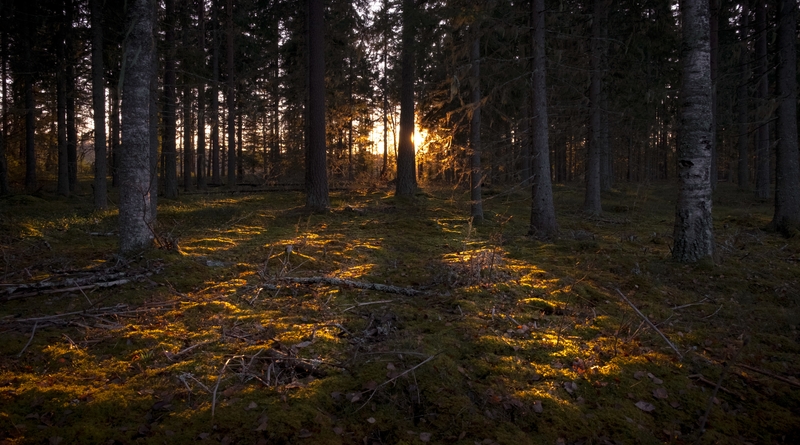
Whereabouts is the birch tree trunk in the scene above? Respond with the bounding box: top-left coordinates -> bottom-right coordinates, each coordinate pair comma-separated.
770,0 -> 800,234
529,0 -> 558,238
119,0 -> 155,254
673,0 -> 714,263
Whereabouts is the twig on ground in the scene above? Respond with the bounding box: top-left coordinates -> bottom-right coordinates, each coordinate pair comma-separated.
672,297 -> 709,310
735,363 -> 800,388
343,299 -> 394,312
688,374 -> 744,399
357,353 -> 439,412
702,305 -> 723,319
614,288 -> 683,360
212,357 -> 237,419
165,340 -> 214,361
17,321 -> 38,357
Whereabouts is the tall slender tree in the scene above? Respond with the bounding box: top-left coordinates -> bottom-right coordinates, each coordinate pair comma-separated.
91,0 -> 107,209
196,0 -> 207,190
736,1 -> 749,190
754,0 -> 769,200
770,0 -> 800,234
163,0 -> 178,198
673,0 -> 714,263
211,0 -> 221,184
65,0 -> 77,192
119,0 -> 155,253
305,0 -> 329,211
528,0 -> 557,237
584,0 -> 606,214
395,0 -> 417,196
56,9 -> 70,196
226,0 -> 236,186
469,28 -> 483,224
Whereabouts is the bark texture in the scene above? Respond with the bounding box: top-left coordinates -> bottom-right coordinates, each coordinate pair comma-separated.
736,1 -> 749,190
771,0 -> 800,233
584,0 -> 605,214
163,0 -> 178,199
305,0 -> 329,211
754,0 -> 769,200
529,0 -> 558,238
395,0 -> 417,197
119,0 -> 155,253
226,0 -> 236,187
673,0 -> 714,263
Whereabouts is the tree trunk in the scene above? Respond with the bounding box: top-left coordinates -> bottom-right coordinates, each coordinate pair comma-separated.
119,0 -> 155,254
24,37 -> 36,193
226,0 -> 236,187
65,0 -> 77,192
469,31 -> 483,224
529,0 -> 558,238
584,0 -> 604,214
673,0 -> 714,263
163,0 -> 178,199
57,19 -> 70,197
211,0 -> 220,184
196,0 -> 206,190
709,0 -> 718,189
395,0 -> 417,197
0,21 -> 8,196
770,0 -> 800,233
109,83 -> 120,187
149,24 -> 159,222
754,0 -> 769,200
736,2 -> 749,190
305,0 -> 329,211
91,0 -> 107,209
183,84 -> 194,191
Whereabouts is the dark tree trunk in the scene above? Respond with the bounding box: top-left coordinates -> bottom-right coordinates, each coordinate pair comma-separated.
584,0 -> 604,214
119,0 -> 155,253
469,31 -> 483,224
305,0 -> 329,211
66,0 -> 77,192
737,1 -> 749,190
673,0 -> 715,263
23,31 -> 36,193
709,0 -> 719,189
149,24 -> 159,222
529,0 -> 558,237
396,0 -> 417,196
109,83 -> 120,187
183,84 -> 193,191
196,0 -> 207,189
211,0 -> 220,184
91,0 -> 107,209
754,0 -> 770,200
0,23 -> 8,195
381,46 -> 389,178
57,19 -> 70,197
163,0 -> 178,199
770,0 -> 800,233
226,0 -> 236,187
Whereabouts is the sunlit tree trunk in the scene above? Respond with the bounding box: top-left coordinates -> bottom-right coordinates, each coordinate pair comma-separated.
305,0 -> 329,211
163,0 -> 178,198
119,0 -> 155,253
91,0 -> 107,209
529,0 -> 557,238
754,0 -> 769,200
770,0 -> 800,234
395,0 -> 417,197
736,2 -> 749,190
469,31 -> 483,224
673,0 -> 714,263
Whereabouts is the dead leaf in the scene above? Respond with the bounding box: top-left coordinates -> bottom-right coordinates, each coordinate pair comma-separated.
653,387 -> 668,399
222,385 -> 242,398
298,429 -> 312,438
387,363 -> 396,371
221,435 -> 233,445
529,373 -> 541,382
564,381 -> 578,394
420,432 -> 432,442
647,372 -> 663,385
246,401 -> 258,410
533,400 -> 543,413
348,392 -> 362,403
367,417 -> 376,424
633,371 -> 646,380
635,401 -> 655,412
333,426 -> 344,435
363,380 -> 377,390
49,437 -> 63,445
293,341 -> 312,349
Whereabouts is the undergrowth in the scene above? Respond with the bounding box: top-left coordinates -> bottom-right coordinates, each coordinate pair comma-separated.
0,181 -> 798,444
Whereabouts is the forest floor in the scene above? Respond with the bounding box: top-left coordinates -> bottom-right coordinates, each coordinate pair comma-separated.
0,181 -> 799,445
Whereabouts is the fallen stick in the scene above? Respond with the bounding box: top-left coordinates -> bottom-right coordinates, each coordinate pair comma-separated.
357,353 -> 439,412
735,363 -> 800,388
688,373 -> 744,399
614,288 -> 683,360
273,277 -> 426,296
343,299 -> 394,312
17,322 -> 38,357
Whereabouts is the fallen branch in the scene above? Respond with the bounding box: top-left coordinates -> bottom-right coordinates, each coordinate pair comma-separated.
735,363 -> 800,388
614,288 -> 683,360
272,277 -> 426,297
343,299 -> 394,312
671,297 -> 709,310
17,322 -> 38,357
357,353 -> 439,412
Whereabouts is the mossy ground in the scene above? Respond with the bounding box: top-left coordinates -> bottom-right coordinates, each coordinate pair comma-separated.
0,181 -> 798,444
